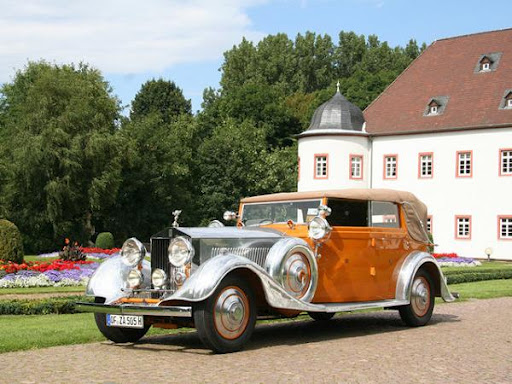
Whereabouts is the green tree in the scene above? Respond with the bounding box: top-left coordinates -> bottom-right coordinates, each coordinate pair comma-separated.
130,79 -> 191,123
108,114 -> 198,242
294,32 -> 334,92
0,61 -> 124,252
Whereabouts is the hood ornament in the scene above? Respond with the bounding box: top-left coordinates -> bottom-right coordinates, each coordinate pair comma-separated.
172,210 -> 182,228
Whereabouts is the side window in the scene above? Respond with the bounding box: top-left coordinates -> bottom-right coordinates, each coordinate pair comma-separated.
327,199 -> 368,227
370,201 -> 400,228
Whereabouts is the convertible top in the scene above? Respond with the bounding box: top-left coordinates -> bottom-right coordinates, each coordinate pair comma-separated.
241,189 -> 429,243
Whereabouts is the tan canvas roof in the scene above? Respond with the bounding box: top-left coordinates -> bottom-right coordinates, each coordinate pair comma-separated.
241,189 -> 429,243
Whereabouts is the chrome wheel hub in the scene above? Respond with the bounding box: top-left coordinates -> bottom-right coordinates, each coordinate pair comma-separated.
214,287 -> 249,340
283,252 -> 311,299
411,276 -> 430,317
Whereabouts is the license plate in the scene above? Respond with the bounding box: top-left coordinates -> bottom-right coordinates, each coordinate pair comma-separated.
106,314 -> 144,329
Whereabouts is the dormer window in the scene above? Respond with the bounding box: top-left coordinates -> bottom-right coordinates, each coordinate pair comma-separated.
500,90 -> 512,110
480,57 -> 492,71
506,92 -> 512,109
424,97 -> 448,116
428,100 -> 439,115
474,52 -> 502,73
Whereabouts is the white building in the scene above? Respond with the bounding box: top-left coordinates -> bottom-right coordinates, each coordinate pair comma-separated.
298,29 -> 512,260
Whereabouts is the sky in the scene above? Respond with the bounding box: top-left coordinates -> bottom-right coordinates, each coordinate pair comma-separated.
1,0 -> 510,114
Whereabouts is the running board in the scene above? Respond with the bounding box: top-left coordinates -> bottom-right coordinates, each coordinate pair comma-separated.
305,299 -> 409,313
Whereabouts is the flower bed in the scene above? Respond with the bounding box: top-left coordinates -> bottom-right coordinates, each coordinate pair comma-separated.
37,247 -> 120,260
0,260 -> 99,288
433,253 -> 482,267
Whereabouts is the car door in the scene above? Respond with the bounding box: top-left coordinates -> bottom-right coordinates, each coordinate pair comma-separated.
313,199 -> 381,303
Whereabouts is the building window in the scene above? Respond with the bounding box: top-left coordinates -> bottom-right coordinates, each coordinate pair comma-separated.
424,97 -> 448,116
350,155 -> 363,179
508,99 -> 512,108
314,154 -> 328,179
426,216 -> 432,234
419,153 -> 433,178
457,151 -> 472,177
455,216 -> 471,240
499,216 -> 512,240
384,155 -> 397,179
480,57 -> 492,71
500,149 -> 512,176
429,105 -> 438,114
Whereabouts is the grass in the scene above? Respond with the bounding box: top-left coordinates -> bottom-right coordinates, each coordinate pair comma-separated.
0,286 -> 85,296
447,279 -> 512,300
0,313 -> 190,354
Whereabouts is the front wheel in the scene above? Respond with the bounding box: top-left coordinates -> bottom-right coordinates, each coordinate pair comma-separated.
94,313 -> 150,343
399,269 -> 435,326
194,275 -> 256,353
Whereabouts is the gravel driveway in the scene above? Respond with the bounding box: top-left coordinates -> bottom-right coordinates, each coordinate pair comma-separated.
2,297 -> 512,384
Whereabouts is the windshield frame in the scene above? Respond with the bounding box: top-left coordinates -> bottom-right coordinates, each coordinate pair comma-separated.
240,199 -> 323,226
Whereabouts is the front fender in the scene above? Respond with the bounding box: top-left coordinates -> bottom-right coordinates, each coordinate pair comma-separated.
395,251 -> 456,303
160,254 -> 323,312
86,255 -> 151,304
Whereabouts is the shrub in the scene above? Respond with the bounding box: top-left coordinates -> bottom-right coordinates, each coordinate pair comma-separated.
446,270 -> 512,284
0,296 -> 93,315
0,219 -> 24,263
95,232 -> 114,249
59,239 -> 86,262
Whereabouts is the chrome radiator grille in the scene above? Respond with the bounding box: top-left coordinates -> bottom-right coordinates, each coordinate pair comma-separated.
211,247 -> 270,268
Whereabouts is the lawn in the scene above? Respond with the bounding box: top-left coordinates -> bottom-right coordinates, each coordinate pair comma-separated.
0,313 -> 191,353
447,279 -> 512,300
0,285 -> 85,296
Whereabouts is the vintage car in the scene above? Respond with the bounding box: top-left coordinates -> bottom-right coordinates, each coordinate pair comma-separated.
78,188 -> 456,353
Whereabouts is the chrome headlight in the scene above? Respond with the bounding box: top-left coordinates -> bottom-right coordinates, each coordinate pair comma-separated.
208,220 -> 225,228
168,236 -> 194,267
121,237 -> 146,267
127,269 -> 143,288
308,217 -> 332,242
152,268 -> 167,289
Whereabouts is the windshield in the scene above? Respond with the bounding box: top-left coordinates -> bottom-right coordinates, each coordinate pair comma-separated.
241,199 -> 322,226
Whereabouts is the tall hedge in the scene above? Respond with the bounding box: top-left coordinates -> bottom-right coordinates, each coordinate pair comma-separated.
0,219 -> 24,263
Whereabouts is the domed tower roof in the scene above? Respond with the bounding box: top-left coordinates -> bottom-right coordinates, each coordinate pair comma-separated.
301,84 -> 365,136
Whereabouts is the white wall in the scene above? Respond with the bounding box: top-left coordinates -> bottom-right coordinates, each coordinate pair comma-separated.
372,127 -> 512,260
298,134 -> 370,191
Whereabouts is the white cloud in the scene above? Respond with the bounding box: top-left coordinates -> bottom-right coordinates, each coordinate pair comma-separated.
0,0 -> 268,82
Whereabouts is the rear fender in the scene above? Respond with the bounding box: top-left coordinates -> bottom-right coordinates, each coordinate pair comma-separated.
395,251 -> 455,302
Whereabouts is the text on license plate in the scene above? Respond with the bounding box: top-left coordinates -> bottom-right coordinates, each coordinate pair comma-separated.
106,314 -> 144,329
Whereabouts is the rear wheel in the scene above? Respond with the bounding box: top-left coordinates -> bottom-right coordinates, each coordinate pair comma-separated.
194,275 -> 256,353
399,269 -> 435,326
308,312 -> 335,321
94,313 -> 150,343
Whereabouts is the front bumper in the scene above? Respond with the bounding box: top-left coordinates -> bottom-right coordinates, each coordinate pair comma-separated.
76,302 -> 192,318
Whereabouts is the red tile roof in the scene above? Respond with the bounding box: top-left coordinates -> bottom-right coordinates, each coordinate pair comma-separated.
364,29 -> 512,135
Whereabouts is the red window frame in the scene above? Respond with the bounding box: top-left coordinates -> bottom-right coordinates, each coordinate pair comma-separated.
418,152 -> 434,179
383,154 -> 398,180
455,215 -> 472,240
498,215 -> 512,240
314,153 -> 329,180
499,148 -> 512,177
456,150 -> 473,178
349,154 -> 363,180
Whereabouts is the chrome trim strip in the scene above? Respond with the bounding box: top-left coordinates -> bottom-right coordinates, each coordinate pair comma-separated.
76,302 -> 192,317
